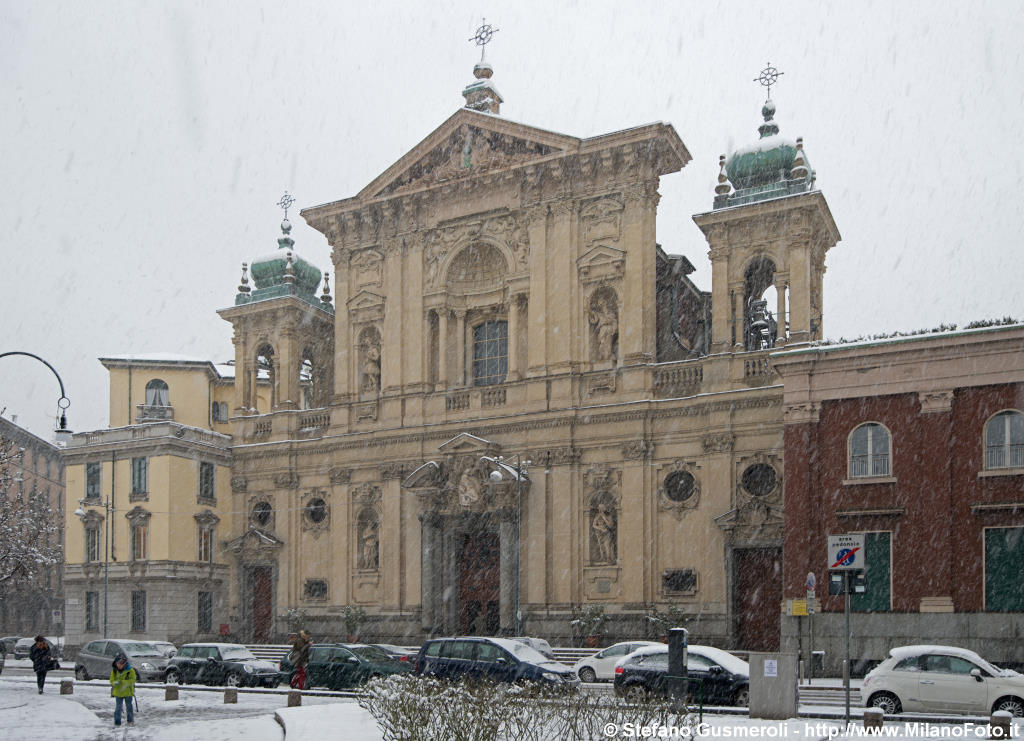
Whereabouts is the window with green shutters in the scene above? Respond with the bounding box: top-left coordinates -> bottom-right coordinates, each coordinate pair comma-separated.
985,527 -> 1024,611
852,531 -> 891,612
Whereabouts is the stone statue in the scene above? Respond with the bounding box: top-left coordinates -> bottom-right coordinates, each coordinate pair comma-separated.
591,503 -> 616,564
458,465 -> 481,507
359,519 -> 379,570
589,297 -> 618,361
361,343 -> 381,392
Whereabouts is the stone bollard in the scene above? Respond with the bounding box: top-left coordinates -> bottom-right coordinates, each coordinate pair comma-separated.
863,707 -> 884,731
990,711 -> 1012,739
287,689 -> 302,707
60,679 -> 74,695
165,686 -> 179,701
224,687 -> 238,704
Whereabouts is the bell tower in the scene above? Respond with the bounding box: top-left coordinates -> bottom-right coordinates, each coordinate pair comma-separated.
693,72 -> 839,352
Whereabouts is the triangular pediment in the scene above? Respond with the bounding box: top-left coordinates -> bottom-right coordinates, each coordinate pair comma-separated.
437,432 -> 498,455
362,109 -> 579,200
346,290 -> 385,311
401,461 -> 443,489
578,245 -> 626,269
224,526 -> 284,553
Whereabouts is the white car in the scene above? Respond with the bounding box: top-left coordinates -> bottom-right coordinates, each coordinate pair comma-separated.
862,645 -> 1024,716
573,641 -> 662,682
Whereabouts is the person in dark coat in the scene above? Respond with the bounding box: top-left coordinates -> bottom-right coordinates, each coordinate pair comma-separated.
289,629 -> 312,689
29,635 -> 53,694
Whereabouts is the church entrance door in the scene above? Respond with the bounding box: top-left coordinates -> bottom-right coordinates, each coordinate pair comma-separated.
459,531 -> 500,635
252,566 -> 273,643
733,547 -> 781,651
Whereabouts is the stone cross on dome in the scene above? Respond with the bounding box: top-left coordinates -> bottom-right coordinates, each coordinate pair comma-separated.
462,19 -> 504,114
277,191 -> 295,222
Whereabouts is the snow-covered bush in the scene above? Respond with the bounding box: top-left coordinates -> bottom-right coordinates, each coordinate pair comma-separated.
359,674 -> 696,741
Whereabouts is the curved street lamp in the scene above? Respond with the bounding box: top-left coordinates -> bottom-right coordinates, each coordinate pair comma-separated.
0,351 -> 72,445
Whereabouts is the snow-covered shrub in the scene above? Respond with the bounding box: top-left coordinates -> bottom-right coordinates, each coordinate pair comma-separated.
359,674 -> 696,741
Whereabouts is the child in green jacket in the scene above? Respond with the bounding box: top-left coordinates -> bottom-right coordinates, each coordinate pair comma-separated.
110,653 -> 137,727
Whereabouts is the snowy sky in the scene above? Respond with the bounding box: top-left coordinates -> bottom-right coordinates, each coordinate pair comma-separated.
3,0 -> 1023,439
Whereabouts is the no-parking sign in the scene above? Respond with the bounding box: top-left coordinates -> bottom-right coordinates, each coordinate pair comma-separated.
827,533 -> 865,571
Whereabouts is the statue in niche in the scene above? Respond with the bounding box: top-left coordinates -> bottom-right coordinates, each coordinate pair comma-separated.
591,502 -> 617,565
359,518 -> 379,570
361,342 -> 381,393
458,465 -> 481,507
589,296 -> 619,361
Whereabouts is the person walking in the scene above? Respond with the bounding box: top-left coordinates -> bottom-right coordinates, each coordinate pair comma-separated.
289,629 -> 312,690
29,636 -> 53,694
110,653 -> 137,727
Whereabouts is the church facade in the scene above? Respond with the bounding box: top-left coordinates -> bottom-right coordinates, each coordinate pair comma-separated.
217,62 -> 839,647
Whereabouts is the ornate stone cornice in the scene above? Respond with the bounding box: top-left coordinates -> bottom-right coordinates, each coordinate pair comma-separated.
918,390 -> 954,414
380,462 -> 412,480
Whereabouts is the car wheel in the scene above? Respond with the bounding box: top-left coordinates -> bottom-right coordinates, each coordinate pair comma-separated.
993,697 -> 1024,717
268,677 -> 280,688
869,692 -> 902,715
625,684 -> 648,704
578,667 -> 597,683
165,669 -> 180,685
733,686 -> 750,706
75,666 -> 90,681
225,672 -> 243,687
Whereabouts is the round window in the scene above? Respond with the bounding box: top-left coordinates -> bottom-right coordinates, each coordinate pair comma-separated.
305,497 -> 328,524
663,471 -> 696,503
252,501 -> 272,527
741,463 -> 777,497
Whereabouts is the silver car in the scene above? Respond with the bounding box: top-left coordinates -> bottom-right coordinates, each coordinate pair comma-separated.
75,639 -> 169,682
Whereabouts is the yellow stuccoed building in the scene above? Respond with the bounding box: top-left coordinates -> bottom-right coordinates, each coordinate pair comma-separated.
215,62 -> 838,648
62,356 -> 268,647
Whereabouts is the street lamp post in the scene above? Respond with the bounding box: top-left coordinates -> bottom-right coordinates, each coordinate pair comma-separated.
0,351 -> 72,444
488,454 -> 529,636
74,497 -> 111,638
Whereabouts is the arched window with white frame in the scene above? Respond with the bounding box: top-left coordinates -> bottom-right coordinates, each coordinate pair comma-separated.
848,422 -> 891,478
986,410 -> 1024,470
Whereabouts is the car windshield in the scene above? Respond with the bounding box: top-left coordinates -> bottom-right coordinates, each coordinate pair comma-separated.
353,646 -> 391,662
508,642 -> 552,664
220,646 -> 257,660
123,642 -> 160,657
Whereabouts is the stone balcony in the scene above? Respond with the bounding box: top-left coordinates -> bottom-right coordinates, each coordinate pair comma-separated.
136,404 -> 174,423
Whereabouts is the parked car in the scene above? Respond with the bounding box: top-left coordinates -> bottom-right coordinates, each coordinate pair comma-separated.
0,636 -> 22,655
372,643 -> 417,663
148,641 -> 177,658
280,643 -> 412,689
14,636 -> 61,660
165,643 -> 279,688
510,637 -> 555,660
573,641 -> 662,682
613,644 -> 750,706
75,639 -> 170,682
862,645 -> 1024,716
415,636 -> 579,688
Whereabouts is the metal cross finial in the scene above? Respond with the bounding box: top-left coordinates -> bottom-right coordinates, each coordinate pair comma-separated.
277,192 -> 295,220
469,18 -> 499,61
754,62 -> 784,101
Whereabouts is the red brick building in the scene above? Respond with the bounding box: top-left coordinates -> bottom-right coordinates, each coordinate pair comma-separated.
773,324 -> 1024,673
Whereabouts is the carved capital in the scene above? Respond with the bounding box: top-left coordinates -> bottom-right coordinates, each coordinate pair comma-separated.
274,472 -> 299,489
230,475 -> 248,493
702,432 -> 734,454
621,439 -> 650,460
329,467 -> 352,485
380,462 -> 409,480
784,402 -> 820,425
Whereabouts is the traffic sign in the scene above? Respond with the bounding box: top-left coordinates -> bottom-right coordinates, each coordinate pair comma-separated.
806,572 -> 817,591
828,533 -> 865,571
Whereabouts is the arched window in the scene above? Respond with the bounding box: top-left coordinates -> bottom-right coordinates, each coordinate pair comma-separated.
986,410 -> 1024,469
145,379 -> 169,407
849,423 -> 891,478
472,320 -> 507,386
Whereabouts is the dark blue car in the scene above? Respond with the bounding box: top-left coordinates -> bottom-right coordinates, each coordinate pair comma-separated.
415,637 -> 579,688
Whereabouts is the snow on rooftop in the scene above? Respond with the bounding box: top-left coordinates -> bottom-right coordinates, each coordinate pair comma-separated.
101,352 -> 213,363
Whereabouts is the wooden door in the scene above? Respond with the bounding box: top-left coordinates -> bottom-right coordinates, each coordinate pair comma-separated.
459,532 -> 500,635
733,548 -> 782,651
252,567 -> 273,643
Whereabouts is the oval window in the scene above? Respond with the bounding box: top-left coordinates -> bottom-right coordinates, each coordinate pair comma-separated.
252,501 -> 272,527
741,463 -> 776,497
305,498 -> 328,524
663,471 -> 696,503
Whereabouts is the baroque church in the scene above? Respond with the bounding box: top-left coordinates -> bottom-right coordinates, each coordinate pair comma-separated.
217,56 -> 838,649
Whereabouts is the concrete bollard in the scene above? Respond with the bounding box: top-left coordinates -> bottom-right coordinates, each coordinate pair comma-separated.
224,687 -> 238,704
863,707 -> 884,731
60,679 -> 74,695
990,711 -> 1012,739
165,686 -> 179,701
287,690 -> 302,707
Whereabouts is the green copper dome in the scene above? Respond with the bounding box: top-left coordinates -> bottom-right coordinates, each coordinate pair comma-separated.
714,99 -> 814,210
236,218 -> 332,312
725,100 -> 799,189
